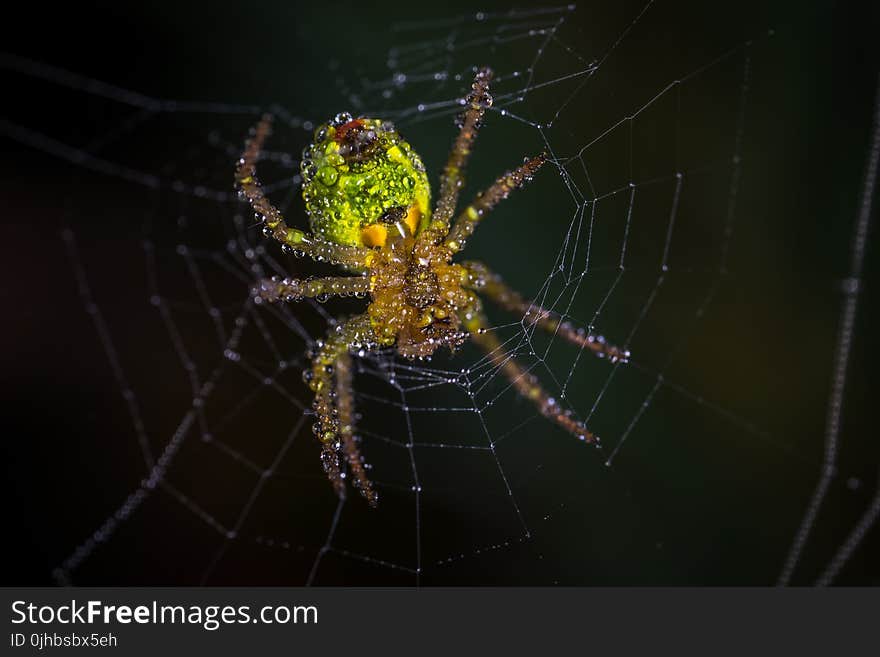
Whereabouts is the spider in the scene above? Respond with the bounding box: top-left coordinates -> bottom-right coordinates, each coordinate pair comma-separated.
236,67 -> 629,506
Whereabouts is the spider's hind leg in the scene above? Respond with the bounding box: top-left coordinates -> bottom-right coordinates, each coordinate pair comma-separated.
462,260 -> 630,364
466,311 -> 599,445
335,350 -> 378,506
307,313 -> 378,505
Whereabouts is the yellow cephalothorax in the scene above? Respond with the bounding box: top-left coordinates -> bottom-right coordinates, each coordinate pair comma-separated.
300,113 -> 431,248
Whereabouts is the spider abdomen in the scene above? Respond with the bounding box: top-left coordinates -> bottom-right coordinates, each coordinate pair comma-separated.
300,114 -> 431,248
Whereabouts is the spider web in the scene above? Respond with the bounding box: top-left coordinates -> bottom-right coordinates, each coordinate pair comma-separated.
3,0 -> 878,585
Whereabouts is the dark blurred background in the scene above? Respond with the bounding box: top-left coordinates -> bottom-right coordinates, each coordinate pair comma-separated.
2,0 -> 879,585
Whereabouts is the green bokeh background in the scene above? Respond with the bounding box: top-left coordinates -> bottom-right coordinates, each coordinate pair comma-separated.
2,0 -> 878,585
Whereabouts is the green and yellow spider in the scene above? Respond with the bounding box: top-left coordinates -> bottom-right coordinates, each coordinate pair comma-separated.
236,67 -> 629,506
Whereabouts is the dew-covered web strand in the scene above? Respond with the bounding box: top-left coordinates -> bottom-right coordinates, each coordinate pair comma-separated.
35,68 -> 329,582
778,72 -> 880,587
57,231 -> 256,583
522,44 -> 758,467
51,99 -> 228,581
200,415 -> 308,585
815,467 -> 880,586
0,4 -> 820,584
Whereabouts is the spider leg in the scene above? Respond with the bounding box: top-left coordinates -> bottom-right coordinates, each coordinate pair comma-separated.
253,274 -> 370,304
462,260 -> 630,364
444,154 -> 547,254
421,67 -> 494,242
465,309 -> 599,444
236,114 -> 373,269
335,349 -> 378,506
307,313 -> 378,503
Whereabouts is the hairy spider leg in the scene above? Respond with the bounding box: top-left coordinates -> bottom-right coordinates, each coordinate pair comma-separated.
421,67 -> 494,242
466,311 -> 599,444
253,275 -> 370,304
236,114 -> 372,269
444,153 -> 547,254
463,261 -> 631,364
306,314 -> 377,501
335,350 -> 378,506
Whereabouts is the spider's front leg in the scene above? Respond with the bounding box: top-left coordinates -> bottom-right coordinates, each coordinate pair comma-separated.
236,114 -> 373,270
462,261 -> 630,364
420,66 -> 494,242
253,274 -> 370,304
444,154 -> 547,254
306,313 -> 378,506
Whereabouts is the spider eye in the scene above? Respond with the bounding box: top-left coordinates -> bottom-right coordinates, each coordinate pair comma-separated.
340,131 -> 378,162
335,119 -> 379,163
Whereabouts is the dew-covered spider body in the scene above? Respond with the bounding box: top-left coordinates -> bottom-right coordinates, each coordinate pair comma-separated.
237,68 -> 630,506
